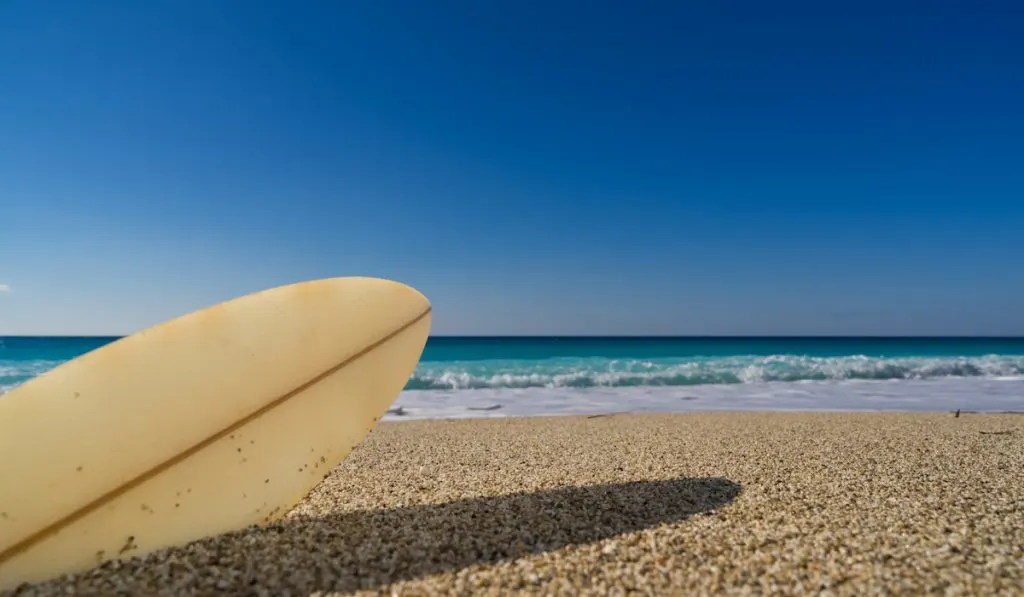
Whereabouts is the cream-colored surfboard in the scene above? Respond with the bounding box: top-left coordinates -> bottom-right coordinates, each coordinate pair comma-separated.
0,277 -> 431,590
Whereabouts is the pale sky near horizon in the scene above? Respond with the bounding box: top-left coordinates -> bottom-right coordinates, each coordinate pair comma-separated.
2,0 -> 1023,336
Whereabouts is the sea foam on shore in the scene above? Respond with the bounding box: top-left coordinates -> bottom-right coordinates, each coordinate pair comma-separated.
385,376 -> 1024,420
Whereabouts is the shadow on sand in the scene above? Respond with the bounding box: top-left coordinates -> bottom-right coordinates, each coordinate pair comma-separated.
20,476 -> 741,595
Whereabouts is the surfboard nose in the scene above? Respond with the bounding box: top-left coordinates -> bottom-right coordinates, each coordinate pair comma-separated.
361,277 -> 430,311
317,276 -> 430,312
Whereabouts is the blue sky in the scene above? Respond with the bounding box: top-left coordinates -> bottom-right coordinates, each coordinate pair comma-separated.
1,0 -> 1022,336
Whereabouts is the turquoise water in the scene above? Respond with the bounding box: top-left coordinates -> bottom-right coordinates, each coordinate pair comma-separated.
409,337 -> 1024,390
3,336 -> 1024,393
421,336 -> 1024,361
5,335 -> 1023,417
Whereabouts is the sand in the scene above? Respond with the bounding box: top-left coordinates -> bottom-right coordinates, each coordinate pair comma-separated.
5,411 -> 1023,596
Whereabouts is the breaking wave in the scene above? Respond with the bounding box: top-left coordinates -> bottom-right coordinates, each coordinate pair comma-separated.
406,354 -> 1024,390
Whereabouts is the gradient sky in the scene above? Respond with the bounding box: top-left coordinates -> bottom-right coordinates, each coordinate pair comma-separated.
2,0 -> 1023,336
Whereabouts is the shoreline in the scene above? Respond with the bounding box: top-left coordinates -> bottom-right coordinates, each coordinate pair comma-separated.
7,410 -> 1023,596
381,407 -> 1024,421
380,406 -> 1024,424
384,376 -> 1024,420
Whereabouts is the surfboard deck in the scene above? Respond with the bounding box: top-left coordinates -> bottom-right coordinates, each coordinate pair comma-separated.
0,277 -> 431,590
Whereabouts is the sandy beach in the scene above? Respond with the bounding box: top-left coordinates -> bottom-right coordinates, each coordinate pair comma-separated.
6,411 -> 1023,596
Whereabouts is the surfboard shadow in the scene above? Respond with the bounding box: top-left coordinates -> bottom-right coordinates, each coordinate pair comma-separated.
21,476 -> 741,595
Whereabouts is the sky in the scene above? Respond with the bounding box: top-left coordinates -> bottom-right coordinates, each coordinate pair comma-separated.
1,0 -> 1023,336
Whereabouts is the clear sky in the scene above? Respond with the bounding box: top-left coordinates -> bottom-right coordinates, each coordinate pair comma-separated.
1,0 -> 1022,336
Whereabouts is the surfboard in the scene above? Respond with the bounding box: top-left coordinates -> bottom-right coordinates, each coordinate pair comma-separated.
0,276 -> 431,590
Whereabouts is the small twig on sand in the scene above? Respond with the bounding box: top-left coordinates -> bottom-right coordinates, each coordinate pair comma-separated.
467,404 -> 502,411
979,430 -> 1015,435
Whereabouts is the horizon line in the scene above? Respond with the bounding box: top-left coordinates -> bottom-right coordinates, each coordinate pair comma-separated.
3,334 -> 1024,340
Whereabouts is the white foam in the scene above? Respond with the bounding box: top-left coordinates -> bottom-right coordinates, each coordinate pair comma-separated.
383,377 -> 1024,420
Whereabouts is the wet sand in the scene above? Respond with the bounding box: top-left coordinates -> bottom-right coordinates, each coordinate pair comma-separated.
7,411 -> 1023,596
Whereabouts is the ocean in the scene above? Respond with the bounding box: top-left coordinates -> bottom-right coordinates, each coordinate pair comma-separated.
2,336 -> 1023,419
